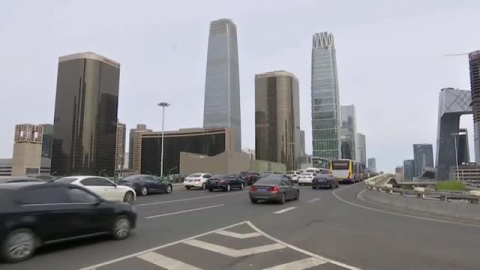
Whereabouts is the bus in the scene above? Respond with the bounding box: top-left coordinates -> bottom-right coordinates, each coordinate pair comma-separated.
331,159 -> 366,183
312,157 -> 331,171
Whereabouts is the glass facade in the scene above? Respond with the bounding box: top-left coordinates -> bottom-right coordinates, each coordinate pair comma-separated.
140,129 -> 227,175
115,122 -> 126,170
367,158 -> 377,173
41,124 -> 53,159
203,19 -> 241,151
356,133 -> 367,165
403,159 -> 415,181
413,144 -> 434,178
469,51 -> 480,164
311,32 -> 341,160
340,105 -> 357,160
255,71 -> 300,170
51,53 -> 120,176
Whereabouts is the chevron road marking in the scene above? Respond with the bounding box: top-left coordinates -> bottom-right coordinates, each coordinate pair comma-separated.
263,257 -> 327,270
214,230 -> 261,239
184,239 -> 285,257
137,252 -> 202,270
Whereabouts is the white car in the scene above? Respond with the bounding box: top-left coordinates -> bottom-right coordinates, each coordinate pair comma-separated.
56,176 -> 136,204
298,172 -> 315,185
286,171 -> 299,182
184,173 -> 212,190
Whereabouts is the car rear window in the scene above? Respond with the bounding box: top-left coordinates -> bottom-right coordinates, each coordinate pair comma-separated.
210,174 -> 225,179
256,178 -> 281,185
55,177 -> 78,184
301,173 -> 313,176
189,174 -> 202,178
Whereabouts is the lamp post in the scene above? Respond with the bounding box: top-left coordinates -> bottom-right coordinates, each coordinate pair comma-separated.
451,132 -> 459,181
157,102 -> 170,179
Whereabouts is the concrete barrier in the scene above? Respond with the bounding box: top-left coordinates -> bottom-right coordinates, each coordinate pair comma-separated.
363,189 -> 480,222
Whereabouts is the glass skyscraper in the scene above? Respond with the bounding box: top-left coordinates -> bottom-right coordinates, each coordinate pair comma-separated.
40,124 -> 53,159
340,105 -> 357,160
469,51 -> 480,164
51,52 -> 120,176
413,144 -> 434,178
311,32 -> 341,160
203,19 -> 241,151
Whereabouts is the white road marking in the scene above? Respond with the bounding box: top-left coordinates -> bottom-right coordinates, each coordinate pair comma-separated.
263,257 -> 327,270
145,204 -> 224,219
136,191 -> 245,207
246,221 -> 361,270
137,252 -> 202,270
274,207 -> 296,214
215,230 -> 261,239
184,239 -> 285,257
307,198 -> 320,203
332,184 -> 480,228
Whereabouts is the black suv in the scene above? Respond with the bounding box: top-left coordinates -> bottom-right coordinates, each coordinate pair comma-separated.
0,182 -> 137,263
238,171 -> 259,185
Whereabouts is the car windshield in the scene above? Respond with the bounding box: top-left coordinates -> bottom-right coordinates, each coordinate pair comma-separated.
255,178 -> 282,185
189,174 -> 203,178
55,177 -> 78,184
259,173 -> 271,178
301,173 -> 313,176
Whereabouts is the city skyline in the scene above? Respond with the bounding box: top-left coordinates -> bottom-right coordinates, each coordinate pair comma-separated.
0,1 -> 479,173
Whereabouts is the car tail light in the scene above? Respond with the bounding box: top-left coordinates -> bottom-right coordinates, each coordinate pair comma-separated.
194,179 -> 201,182
249,186 -> 257,192
269,186 -> 279,192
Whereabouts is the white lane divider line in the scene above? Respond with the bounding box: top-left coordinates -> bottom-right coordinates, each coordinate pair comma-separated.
145,204 -> 224,219
262,257 -> 327,270
274,207 -> 296,214
137,252 -> 202,270
307,198 -> 320,203
184,239 -> 285,257
136,191 -> 245,207
215,230 -> 261,239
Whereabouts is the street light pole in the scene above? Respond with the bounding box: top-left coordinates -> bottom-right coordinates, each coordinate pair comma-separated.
158,102 -> 170,179
451,133 -> 459,181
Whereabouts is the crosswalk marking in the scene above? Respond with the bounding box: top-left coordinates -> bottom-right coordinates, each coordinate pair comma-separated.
262,257 -> 327,270
137,252 -> 203,270
215,230 -> 262,239
184,239 -> 285,257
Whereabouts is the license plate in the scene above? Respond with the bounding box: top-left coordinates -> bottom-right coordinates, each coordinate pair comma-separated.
258,188 -> 268,192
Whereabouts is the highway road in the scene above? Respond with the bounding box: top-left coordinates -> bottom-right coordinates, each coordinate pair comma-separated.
2,183 -> 480,270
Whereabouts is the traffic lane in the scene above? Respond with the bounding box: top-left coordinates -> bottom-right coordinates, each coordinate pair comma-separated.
133,185 -> 210,205
252,183 -> 480,270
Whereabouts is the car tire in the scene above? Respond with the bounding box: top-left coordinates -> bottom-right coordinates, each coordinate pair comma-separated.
186,186 -> 191,190
279,193 -> 286,204
202,183 -> 206,190
240,183 -> 244,190
312,186 -> 316,190
141,186 -> 148,196
111,215 -> 131,240
294,190 -> 299,200
208,188 -> 213,192
166,185 -> 173,194
250,198 -> 258,204
123,192 -> 135,204
1,228 -> 37,263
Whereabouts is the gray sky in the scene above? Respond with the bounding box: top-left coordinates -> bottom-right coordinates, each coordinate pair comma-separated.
1,0 -> 479,172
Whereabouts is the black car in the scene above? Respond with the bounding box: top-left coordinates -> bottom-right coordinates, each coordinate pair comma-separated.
0,176 -> 45,184
0,182 -> 137,263
312,173 -> 339,189
117,174 -> 173,196
238,171 -> 259,185
207,174 -> 245,192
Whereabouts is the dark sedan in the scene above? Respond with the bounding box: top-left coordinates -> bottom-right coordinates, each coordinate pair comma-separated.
312,173 -> 339,189
0,182 -> 136,263
239,171 -> 259,185
249,174 -> 299,204
207,174 -> 245,192
0,176 -> 45,184
117,174 -> 173,196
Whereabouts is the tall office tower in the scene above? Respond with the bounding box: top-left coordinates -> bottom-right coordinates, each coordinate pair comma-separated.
11,124 -> 43,176
311,32 -> 341,160
300,130 -> 306,156
368,158 -> 377,173
469,51 -> 480,163
203,19 -> 241,151
255,71 -> 300,170
340,105 -> 357,160
356,133 -> 367,165
403,159 -> 415,181
413,144 -> 434,177
129,124 -> 152,172
115,122 -> 126,170
51,52 -> 120,176
40,124 -> 53,159
458,129 -> 470,164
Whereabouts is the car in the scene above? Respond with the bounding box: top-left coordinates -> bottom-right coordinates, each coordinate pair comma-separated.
298,172 -> 316,185
55,176 -> 136,204
285,170 -> 299,183
249,174 -> 299,204
238,171 -> 259,185
183,173 -> 212,190
312,173 -> 339,189
117,174 -> 173,195
206,174 -> 245,192
0,176 -> 45,184
0,182 -> 137,263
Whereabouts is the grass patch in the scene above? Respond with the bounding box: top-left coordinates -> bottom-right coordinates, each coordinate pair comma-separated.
436,181 -> 467,191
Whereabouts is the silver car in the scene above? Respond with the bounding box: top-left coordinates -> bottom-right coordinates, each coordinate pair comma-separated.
249,175 -> 299,204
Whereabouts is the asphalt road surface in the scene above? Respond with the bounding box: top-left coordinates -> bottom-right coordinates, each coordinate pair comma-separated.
3,183 -> 480,270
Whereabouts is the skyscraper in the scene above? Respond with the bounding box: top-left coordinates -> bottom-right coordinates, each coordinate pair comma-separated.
40,124 -> 53,159
11,124 -> 43,176
129,124 -> 152,172
51,52 -> 120,176
469,51 -> 480,163
204,18 -> 241,151
340,105 -> 357,160
458,128 -> 470,164
255,71 -> 300,170
311,32 -> 341,160
356,133 -> 366,165
403,159 -> 415,181
368,158 -> 377,173
115,122 -> 126,170
413,144 -> 434,177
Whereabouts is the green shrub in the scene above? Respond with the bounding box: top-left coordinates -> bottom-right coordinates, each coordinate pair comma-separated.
436,181 -> 466,191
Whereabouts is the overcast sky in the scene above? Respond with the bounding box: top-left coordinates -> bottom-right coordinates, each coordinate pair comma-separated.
1,0 -> 479,172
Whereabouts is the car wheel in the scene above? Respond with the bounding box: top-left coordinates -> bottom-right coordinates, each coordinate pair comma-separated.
294,190 -> 299,200
240,183 -> 244,190
1,229 -> 36,263
312,186 -> 316,190
141,186 -> 148,196
111,215 -> 131,240
279,193 -> 286,204
123,192 -> 134,204
208,188 -> 213,192
166,185 -> 173,194
186,186 -> 191,190
202,183 -> 206,190
250,198 -> 258,204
